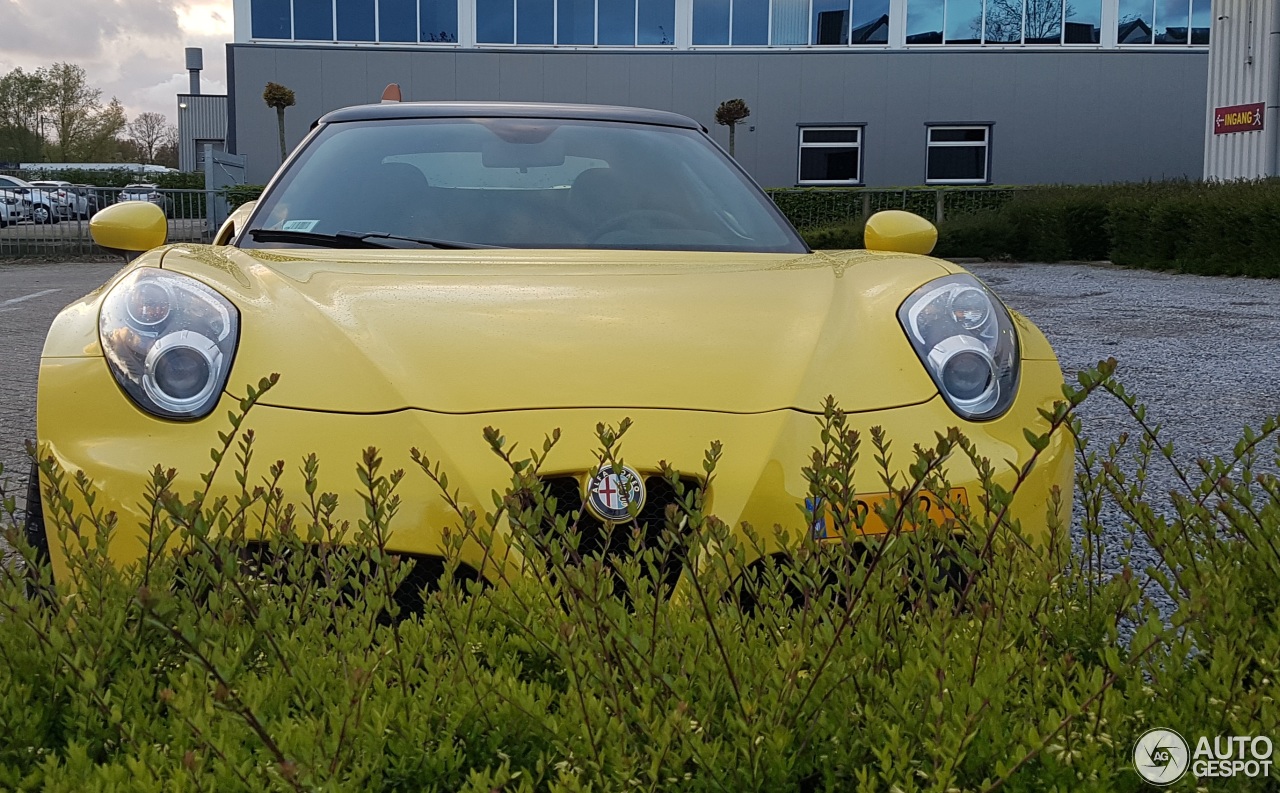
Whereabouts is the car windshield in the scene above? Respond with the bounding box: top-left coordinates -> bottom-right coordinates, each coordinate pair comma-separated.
241,117 -> 806,253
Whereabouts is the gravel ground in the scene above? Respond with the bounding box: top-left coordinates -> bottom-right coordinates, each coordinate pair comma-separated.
971,261 -> 1280,618
3,261 -> 1280,595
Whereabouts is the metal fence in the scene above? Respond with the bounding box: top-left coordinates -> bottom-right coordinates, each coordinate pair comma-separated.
1,185 -> 1022,258
0,188 -> 231,259
766,187 -> 1023,230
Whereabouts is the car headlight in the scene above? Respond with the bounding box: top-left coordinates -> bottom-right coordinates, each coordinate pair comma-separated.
898,274 -> 1019,421
99,269 -> 239,420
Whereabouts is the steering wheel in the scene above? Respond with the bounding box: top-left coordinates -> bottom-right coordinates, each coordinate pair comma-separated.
591,209 -> 695,243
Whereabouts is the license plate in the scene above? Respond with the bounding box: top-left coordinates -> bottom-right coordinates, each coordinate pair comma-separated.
808,488 -> 969,540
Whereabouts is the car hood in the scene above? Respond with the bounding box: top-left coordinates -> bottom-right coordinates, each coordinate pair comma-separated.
157,245 -> 953,414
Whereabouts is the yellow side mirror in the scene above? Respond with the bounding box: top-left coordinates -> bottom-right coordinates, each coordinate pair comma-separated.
90,201 -> 167,258
214,200 -> 256,246
863,210 -> 938,255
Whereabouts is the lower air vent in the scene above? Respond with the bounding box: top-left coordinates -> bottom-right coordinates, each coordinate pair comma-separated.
534,473 -> 701,592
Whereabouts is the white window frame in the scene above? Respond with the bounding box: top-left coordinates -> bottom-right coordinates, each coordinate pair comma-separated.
924,124 -> 990,185
796,125 -> 864,185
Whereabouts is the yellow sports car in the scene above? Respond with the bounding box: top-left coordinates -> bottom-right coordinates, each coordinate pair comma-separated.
26,102 -> 1072,590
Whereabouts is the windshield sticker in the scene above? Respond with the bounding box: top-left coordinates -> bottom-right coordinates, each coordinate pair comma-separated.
281,219 -> 319,232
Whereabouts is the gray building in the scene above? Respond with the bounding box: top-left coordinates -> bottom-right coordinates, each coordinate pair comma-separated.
177,48 -> 230,173
225,0 -> 1211,186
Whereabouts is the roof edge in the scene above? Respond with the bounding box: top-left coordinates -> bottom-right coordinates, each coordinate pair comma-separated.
317,101 -> 702,129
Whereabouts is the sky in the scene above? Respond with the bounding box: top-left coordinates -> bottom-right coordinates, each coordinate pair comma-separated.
0,0 -> 235,125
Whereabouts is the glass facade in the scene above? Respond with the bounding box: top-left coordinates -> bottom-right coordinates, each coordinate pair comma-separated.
246,0 -> 1203,46
1121,0 -> 1209,44
254,0 -> 459,41
907,0 -> 1106,44
694,0 -> 888,45
476,0 -> 674,43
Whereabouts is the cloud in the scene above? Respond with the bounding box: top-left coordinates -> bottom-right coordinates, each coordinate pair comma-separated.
0,0 -> 233,122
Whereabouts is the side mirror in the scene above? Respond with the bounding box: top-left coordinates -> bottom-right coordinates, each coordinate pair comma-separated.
863,210 -> 938,256
214,200 -> 257,246
90,201 -> 167,260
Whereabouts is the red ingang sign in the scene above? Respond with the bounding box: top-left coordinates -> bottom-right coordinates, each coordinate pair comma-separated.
1214,102 -> 1265,135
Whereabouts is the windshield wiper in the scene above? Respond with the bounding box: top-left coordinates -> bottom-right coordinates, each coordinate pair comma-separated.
247,228 -> 498,250
345,230 -> 500,249
247,228 -> 392,248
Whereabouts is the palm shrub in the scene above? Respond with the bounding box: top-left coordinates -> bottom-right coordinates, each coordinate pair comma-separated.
0,361 -> 1276,791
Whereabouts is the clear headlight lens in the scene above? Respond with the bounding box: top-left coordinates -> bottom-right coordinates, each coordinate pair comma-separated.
99,269 -> 238,420
898,274 -> 1019,420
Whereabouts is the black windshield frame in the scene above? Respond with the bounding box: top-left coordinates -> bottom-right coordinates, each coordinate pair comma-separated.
239,116 -> 808,254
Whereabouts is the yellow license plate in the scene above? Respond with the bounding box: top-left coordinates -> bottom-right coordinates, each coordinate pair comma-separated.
809,488 -> 969,540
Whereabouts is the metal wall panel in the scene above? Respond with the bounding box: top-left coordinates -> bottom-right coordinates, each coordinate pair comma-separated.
177,94 -> 229,172
1203,0 -> 1280,179
230,44 -> 1208,187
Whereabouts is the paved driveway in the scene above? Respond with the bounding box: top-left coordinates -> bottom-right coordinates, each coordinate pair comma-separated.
1,262 -> 123,503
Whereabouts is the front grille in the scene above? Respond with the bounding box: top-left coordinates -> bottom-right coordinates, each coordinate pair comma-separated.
533,473 -> 700,592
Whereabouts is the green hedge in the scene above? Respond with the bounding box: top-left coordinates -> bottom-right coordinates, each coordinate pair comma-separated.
16,169 -> 205,189
800,181 -> 1280,276
1,364 -> 1278,790
224,184 -> 266,209
57,177 -> 1280,276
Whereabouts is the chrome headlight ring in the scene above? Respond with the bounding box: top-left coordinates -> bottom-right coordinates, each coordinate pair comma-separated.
99,268 -> 239,420
898,274 -> 1020,421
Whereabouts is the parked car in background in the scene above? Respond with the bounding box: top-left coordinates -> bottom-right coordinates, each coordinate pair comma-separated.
0,175 -> 62,224
30,180 -> 90,219
118,183 -> 163,205
117,183 -> 174,218
72,185 -> 102,218
0,189 -> 32,228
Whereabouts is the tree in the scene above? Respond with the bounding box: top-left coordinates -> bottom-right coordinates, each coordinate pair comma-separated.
0,68 -> 49,161
126,112 -> 177,164
263,82 -> 296,164
153,140 -> 179,170
715,99 -> 751,159
41,63 -> 126,161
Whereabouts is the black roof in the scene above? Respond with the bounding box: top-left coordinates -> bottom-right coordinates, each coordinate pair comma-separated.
318,101 -> 702,130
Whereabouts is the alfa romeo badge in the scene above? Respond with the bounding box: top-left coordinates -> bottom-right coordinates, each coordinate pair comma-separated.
585,465 -> 646,522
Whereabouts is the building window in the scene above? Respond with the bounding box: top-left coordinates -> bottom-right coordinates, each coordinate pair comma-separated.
906,0 -> 1105,44
797,126 -> 863,184
925,126 -> 989,184
421,0 -> 459,40
380,0 -> 418,41
1119,0 -> 1209,44
252,0 -> 292,38
252,0 -> 459,42
294,0 -> 333,39
693,0 -> 887,45
337,0 -> 376,39
478,0 -> 674,44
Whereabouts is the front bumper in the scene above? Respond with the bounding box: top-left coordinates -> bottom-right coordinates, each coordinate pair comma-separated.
35,356 -> 1073,585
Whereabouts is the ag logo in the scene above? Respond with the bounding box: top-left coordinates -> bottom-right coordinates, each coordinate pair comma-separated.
585,465 -> 645,522
1133,728 -> 1190,785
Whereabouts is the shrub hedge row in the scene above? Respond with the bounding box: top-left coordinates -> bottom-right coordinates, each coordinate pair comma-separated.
1,364 -> 1277,790
801,180 -> 1280,277
14,169 -> 207,190
64,176 -> 1280,276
